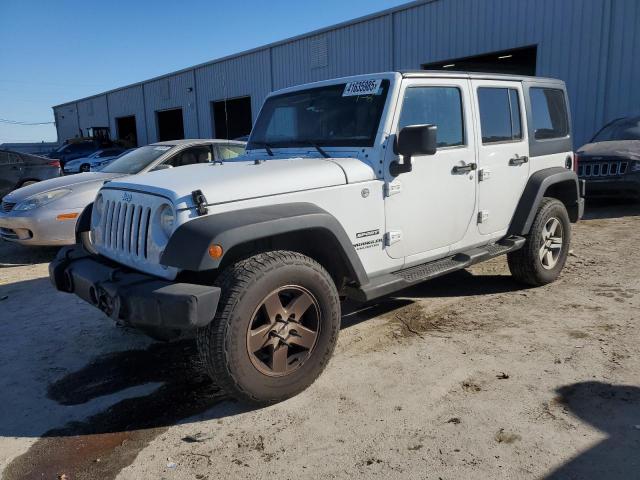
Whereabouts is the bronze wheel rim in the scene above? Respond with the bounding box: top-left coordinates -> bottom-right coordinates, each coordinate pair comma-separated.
246,285 -> 321,377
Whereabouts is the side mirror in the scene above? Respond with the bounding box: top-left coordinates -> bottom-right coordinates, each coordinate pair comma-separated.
391,124 -> 437,176
152,164 -> 173,171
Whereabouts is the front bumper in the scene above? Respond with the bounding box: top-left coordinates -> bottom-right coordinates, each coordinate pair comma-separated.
582,173 -> 640,198
0,207 -> 81,246
49,246 -> 221,330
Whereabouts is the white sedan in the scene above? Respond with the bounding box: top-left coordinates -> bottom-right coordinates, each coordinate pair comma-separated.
63,148 -> 127,174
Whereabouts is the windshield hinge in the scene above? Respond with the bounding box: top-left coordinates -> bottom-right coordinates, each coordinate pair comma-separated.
191,190 -> 208,216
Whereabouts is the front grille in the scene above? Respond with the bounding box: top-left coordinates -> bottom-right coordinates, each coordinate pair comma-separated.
1,202 -> 16,213
578,160 -> 628,178
99,199 -> 152,259
0,227 -> 19,239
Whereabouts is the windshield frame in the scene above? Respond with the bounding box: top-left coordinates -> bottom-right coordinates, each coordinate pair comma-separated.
100,144 -> 176,174
247,79 -> 391,150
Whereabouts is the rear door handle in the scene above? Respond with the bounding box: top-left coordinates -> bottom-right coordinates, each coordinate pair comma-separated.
509,155 -> 529,166
452,162 -> 477,174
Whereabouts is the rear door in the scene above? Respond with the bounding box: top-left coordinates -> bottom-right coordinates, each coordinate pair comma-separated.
472,80 -> 529,235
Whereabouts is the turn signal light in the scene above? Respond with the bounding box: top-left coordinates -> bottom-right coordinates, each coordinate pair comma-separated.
208,244 -> 223,259
56,212 -> 79,221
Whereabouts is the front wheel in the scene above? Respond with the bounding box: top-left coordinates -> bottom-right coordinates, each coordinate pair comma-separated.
507,197 -> 571,286
80,164 -> 90,173
197,251 -> 341,405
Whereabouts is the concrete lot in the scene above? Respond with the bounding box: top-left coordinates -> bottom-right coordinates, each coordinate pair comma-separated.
0,201 -> 639,480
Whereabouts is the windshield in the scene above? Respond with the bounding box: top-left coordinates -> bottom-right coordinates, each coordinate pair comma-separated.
592,117 -> 640,142
101,145 -> 173,174
248,79 -> 390,149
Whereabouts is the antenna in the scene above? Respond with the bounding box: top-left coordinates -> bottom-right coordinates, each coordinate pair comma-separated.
222,68 -> 229,139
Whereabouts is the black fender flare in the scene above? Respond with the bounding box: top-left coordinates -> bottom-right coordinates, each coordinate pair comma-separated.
160,202 -> 369,286
508,167 -> 584,236
75,202 -> 93,241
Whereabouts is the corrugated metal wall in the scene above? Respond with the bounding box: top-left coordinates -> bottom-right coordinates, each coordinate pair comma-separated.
107,85 -> 148,145
76,95 -> 109,133
53,104 -> 79,142
54,0 -> 640,147
195,50 -> 272,138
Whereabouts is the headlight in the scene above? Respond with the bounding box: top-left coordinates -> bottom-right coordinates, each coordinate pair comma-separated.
13,189 -> 72,211
159,204 -> 175,237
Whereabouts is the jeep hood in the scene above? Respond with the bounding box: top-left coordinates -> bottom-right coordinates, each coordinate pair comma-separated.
104,157 -> 376,208
578,140 -> 640,160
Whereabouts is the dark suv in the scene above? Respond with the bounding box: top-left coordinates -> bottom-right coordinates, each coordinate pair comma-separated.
47,141 -> 103,168
576,116 -> 640,200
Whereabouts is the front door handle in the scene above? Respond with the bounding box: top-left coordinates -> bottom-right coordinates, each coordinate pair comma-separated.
452,162 -> 477,174
509,155 -> 529,166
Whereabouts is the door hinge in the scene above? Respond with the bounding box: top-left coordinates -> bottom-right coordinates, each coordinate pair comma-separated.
384,181 -> 402,197
477,210 -> 489,224
478,168 -> 491,182
384,231 -> 402,246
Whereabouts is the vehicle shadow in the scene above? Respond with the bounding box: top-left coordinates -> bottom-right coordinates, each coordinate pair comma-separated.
0,240 -> 60,267
545,381 -> 640,479
583,198 -> 640,220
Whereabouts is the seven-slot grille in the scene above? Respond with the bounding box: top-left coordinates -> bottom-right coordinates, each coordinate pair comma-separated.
1,201 -> 16,213
99,199 -> 152,259
578,160 -> 628,178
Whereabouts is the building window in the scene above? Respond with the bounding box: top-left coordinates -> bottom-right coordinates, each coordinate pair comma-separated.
530,88 -> 569,139
398,86 -> 464,148
478,87 -> 523,143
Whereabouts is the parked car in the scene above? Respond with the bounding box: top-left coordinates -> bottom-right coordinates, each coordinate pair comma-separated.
63,147 -> 128,174
50,71 -> 583,404
92,148 -> 135,171
0,139 -> 245,246
576,116 -> 640,199
46,141 -> 103,168
0,150 -> 61,199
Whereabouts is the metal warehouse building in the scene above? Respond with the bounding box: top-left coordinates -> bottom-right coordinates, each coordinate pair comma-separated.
53,0 -> 640,149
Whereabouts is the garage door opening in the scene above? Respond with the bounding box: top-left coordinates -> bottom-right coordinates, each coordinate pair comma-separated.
116,115 -> 138,147
156,108 -> 185,141
423,46 -> 537,76
212,96 -> 252,139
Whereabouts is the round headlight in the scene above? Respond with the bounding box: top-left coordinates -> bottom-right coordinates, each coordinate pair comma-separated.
159,204 -> 175,237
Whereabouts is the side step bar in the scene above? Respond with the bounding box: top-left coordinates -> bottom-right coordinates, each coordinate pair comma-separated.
346,236 -> 525,302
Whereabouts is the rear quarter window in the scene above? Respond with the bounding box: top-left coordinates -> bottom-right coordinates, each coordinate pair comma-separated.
530,88 -> 569,140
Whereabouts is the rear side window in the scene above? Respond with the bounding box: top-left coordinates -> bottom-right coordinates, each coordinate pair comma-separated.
399,86 -> 464,148
477,88 -> 523,143
530,88 -> 569,139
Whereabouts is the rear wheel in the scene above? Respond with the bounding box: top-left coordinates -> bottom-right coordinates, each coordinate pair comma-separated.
508,197 -> 571,286
197,251 -> 340,405
80,164 -> 90,173
19,180 -> 38,187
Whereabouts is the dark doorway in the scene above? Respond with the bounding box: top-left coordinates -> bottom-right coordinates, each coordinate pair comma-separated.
156,108 -> 185,141
423,46 -> 538,76
116,116 -> 138,147
212,96 -> 252,139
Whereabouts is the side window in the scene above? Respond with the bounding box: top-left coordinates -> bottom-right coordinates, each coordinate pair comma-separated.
167,146 -> 212,167
216,144 -> 245,160
398,86 -> 464,148
477,87 -> 523,143
530,88 -> 569,139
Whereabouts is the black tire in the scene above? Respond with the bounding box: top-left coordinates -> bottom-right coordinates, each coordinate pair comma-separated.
197,250 -> 340,405
80,164 -> 90,172
508,197 -> 571,286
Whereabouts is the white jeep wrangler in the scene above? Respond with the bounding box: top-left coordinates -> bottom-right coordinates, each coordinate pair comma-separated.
51,71 -> 584,404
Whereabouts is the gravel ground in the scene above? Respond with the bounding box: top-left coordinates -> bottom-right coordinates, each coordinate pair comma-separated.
0,200 -> 639,480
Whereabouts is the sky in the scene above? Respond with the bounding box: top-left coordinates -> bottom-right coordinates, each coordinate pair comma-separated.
0,0 -> 408,144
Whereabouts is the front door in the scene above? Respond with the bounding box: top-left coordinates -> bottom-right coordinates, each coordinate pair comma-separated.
472,80 -> 530,235
384,79 -> 477,261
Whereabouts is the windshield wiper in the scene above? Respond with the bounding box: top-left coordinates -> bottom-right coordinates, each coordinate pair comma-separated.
300,140 -> 330,158
251,141 -> 274,156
